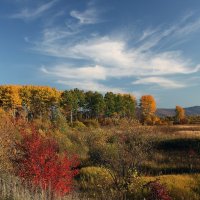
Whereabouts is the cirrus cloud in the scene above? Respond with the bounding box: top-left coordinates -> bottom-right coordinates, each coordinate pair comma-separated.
31,5 -> 200,92
132,77 -> 186,89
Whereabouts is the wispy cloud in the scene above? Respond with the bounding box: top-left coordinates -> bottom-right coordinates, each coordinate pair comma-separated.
11,0 -> 57,20
36,35 -> 200,76
57,79 -> 124,93
41,64 -> 106,80
32,10 -> 200,91
132,77 -> 185,89
70,8 -> 99,25
70,2 -> 101,25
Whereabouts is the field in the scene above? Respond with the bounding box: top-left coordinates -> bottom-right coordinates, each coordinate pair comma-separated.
145,125 -> 200,174
1,110 -> 200,200
78,124 -> 200,199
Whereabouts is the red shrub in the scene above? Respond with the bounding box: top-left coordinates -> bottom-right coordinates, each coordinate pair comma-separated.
145,180 -> 172,200
14,129 -> 79,196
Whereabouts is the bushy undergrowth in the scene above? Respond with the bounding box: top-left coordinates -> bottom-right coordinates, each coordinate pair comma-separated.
79,167 -> 200,200
0,109 -> 17,174
142,174 -> 200,200
0,110 -> 200,199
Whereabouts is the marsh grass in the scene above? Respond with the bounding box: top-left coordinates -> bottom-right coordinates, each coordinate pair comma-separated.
0,174 -> 81,200
139,125 -> 200,175
141,174 -> 200,200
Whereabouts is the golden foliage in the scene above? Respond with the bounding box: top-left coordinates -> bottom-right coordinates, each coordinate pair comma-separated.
0,85 -> 22,110
175,105 -> 185,123
140,95 -> 156,123
0,85 -> 61,118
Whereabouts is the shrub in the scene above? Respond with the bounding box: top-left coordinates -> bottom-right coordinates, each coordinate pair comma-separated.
84,125 -> 152,199
79,166 -> 115,199
82,119 -> 99,128
0,109 -> 16,174
141,175 -> 200,200
72,121 -> 86,130
79,166 -> 112,189
99,117 -> 114,126
51,109 -> 69,133
144,180 -> 172,200
13,129 -> 79,197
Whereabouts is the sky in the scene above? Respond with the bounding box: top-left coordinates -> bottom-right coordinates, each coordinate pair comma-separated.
0,0 -> 200,108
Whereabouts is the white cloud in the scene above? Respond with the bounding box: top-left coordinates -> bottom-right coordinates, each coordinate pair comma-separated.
139,28 -> 160,41
11,0 -> 57,20
132,77 -> 186,89
57,80 -> 123,93
175,18 -> 200,36
32,10 -> 200,91
41,64 -> 106,80
70,7 -> 99,25
37,36 -> 199,77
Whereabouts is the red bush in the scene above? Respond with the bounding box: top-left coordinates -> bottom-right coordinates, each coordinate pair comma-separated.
14,129 -> 79,196
145,180 -> 172,200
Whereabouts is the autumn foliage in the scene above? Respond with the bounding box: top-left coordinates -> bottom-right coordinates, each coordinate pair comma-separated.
140,95 -> 156,124
0,109 -> 16,173
0,85 -> 137,123
175,105 -> 185,123
145,180 -> 172,200
13,129 -> 79,196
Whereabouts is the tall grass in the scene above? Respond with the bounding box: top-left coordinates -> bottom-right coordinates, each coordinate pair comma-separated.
0,174 -> 81,200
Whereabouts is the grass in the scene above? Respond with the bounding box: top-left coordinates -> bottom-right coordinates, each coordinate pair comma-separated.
139,125 -> 200,175
77,125 -> 200,199
141,174 -> 200,200
79,166 -> 200,200
0,174 -> 81,200
2,124 -> 200,199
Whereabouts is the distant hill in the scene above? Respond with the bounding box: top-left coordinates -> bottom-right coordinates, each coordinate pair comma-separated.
156,106 -> 200,117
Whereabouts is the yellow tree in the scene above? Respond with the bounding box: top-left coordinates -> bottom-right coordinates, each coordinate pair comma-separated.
21,86 -> 61,119
19,85 -> 32,109
0,85 -> 61,120
30,86 -> 60,117
0,85 -> 22,116
140,95 -> 156,124
175,105 -> 185,123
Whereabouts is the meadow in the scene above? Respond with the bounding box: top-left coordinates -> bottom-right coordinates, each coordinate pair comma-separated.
77,124 -> 200,200
1,115 -> 200,199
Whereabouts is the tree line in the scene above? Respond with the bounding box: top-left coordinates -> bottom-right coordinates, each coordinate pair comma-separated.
0,85 -> 188,125
0,85 -> 140,122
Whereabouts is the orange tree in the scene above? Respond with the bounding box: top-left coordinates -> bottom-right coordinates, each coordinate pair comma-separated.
140,95 -> 156,124
175,105 -> 185,124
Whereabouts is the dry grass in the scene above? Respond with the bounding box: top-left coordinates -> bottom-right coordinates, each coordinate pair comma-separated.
141,174 -> 200,200
138,125 -> 200,175
0,174 -> 81,200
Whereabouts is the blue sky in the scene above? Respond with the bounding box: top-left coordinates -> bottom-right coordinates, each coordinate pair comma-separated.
0,0 -> 200,108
